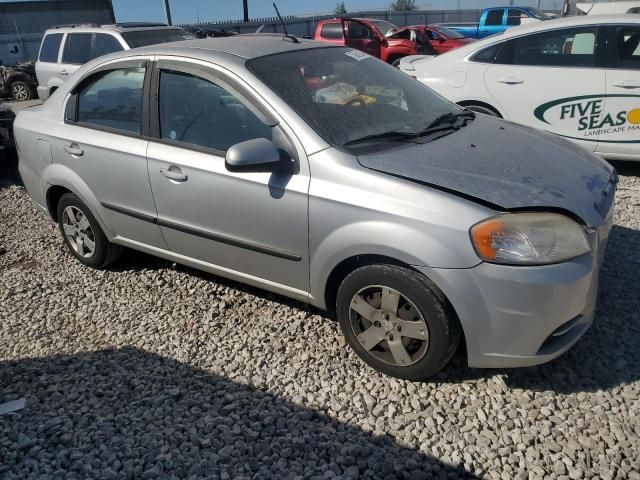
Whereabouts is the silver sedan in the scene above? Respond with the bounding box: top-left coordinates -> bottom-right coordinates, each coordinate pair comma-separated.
15,35 -> 616,380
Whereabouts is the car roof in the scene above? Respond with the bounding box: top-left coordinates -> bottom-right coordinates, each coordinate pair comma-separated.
45,23 -> 181,34
497,13 -> 640,38
132,34 -> 334,60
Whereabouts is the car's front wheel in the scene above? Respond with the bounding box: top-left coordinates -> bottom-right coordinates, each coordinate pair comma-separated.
57,193 -> 122,268
336,264 -> 460,380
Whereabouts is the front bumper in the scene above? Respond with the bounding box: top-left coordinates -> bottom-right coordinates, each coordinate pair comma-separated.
420,214 -> 613,368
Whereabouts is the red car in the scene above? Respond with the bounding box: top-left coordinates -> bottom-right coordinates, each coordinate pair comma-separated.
407,24 -> 475,55
314,18 -> 420,65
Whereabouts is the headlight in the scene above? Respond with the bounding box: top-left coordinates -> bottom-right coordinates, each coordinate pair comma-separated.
470,212 -> 591,265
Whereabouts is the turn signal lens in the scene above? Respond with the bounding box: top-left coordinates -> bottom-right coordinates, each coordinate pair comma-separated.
470,213 -> 591,265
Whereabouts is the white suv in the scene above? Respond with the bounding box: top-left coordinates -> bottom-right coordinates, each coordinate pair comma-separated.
36,22 -> 194,100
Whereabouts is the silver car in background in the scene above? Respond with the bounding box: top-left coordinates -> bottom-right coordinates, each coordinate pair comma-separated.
15,36 -> 616,380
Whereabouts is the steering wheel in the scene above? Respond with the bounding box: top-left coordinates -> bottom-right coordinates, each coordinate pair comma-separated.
344,95 -> 372,107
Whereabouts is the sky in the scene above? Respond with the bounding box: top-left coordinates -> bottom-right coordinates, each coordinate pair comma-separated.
110,0 -> 397,25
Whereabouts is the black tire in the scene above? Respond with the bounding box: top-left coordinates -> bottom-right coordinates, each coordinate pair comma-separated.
57,193 -> 122,268
336,264 -> 460,381
459,103 -> 501,117
10,80 -> 34,101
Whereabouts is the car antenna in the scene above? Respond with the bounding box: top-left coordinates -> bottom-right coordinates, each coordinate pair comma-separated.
273,2 -> 299,43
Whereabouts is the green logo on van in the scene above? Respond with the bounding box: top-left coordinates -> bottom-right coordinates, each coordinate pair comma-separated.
534,94 -> 640,143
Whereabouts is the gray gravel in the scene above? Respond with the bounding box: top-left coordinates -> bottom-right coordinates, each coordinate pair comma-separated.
1,152 -> 639,479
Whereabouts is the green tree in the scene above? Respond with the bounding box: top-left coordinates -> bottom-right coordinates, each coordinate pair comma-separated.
334,1 -> 347,15
389,0 -> 418,11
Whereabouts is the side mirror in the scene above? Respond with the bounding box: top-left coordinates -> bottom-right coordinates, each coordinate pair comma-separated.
381,38 -> 389,48
225,138 -> 281,173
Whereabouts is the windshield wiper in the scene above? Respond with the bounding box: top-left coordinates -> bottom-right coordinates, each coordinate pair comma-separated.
343,130 -> 419,147
424,111 -> 475,130
343,111 -> 476,148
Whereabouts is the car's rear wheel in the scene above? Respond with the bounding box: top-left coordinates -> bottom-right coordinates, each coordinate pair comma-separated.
336,264 -> 460,380
10,81 -> 34,101
57,193 -> 122,268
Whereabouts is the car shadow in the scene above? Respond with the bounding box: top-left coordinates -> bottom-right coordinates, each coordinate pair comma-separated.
439,224 -> 640,394
112,220 -> 640,395
0,347 -> 478,479
109,248 -> 319,317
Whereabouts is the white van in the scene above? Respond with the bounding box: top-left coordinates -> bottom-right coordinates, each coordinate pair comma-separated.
399,15 -> 640,161
36,22 -> 194,100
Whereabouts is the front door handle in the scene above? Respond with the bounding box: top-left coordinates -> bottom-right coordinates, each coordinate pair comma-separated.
498,77 -> 524,85
612,80 -> 640,89
160,167 -> 188,182
63,143 -> 84,156
60,70 -> 68,76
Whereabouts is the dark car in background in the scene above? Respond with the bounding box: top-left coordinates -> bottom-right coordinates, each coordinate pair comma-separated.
0,62 -> 38,101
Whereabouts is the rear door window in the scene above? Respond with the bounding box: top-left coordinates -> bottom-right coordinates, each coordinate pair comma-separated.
321,23 -> 344,40
62,33 -> 93,64
77,67 -> 146,133
613,26 -> 640,69
347,21 -> 373,40
39,33 -> 63,62
485,10 -> 504,27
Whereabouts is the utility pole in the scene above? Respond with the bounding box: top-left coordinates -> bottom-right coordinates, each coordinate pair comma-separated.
162,0 -> 173,25
243,0 -> 249,22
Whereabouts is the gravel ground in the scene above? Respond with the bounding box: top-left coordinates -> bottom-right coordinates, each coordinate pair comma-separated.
1,150 -> 639,479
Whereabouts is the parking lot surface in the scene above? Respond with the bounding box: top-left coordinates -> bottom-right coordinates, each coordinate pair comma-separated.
1,150 -> 639,479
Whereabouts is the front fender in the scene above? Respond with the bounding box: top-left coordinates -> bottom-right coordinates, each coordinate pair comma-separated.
309,220 -> 481,309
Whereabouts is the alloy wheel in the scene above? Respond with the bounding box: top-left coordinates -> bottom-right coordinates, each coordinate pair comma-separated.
349,285 -> 429,367
11,83 -> 29,101
61,206 -> 96,258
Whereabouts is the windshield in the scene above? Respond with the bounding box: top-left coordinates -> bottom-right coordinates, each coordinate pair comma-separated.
370,20 -> 399,37
247,47 -> 458,152
431,26 -> 465,39
121,28 -> 195,48
526,7 -> 551,20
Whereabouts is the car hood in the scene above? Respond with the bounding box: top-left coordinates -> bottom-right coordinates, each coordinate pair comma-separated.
357,116 -> 616,227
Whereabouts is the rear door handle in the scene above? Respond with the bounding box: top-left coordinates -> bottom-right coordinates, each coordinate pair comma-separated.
498,77 -> 524,85
63,143 -> 84,156
612,80 -> 640,89
60,70 -> 68,76
160,167 -> 188,182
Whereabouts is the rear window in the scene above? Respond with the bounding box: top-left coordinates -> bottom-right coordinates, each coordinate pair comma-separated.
120,28 -> 194,48
320,23 -> 343,40
39,33 -> 63,63
469,43 -> 504,63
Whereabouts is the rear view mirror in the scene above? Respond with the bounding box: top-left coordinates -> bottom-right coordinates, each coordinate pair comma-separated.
225,138 -> 281,172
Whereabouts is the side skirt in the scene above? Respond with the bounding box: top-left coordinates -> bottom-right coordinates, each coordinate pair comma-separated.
111,236 -> 313,305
